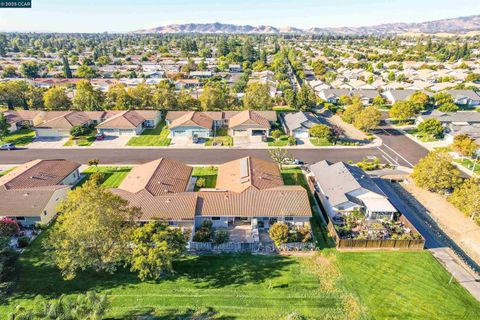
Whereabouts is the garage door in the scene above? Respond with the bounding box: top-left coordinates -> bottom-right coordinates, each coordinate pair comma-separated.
35,129 -> 61,138
233,130 -> 248,136
119,129 -> 135,136
293,130 -> 309,138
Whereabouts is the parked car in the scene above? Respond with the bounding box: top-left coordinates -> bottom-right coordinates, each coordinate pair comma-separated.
0,143 -> 16,150
95,133 -> 106,141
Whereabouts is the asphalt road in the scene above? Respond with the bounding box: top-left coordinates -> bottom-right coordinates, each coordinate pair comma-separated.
0,147 -> 386,165
0,127 -> 430,165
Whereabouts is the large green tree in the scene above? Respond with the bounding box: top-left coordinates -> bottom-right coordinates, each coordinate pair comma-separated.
152,82 -> 177,110
43,87 -> 71,110
417,118 -> 444,138
19,61 -> 41,79
243,82 -> 273,110
130,220 -> 187,281
106,83 -> 132,110
46,178 -> 141,280
452,134 -> 478,157
354,106 -> 381,131
72,80 -> 105,111
389,101 -> 417,122
128,82 -> 153,109
309,124 -> 332,140
0,113 -> 11,140
449,178 -> 480,224
411,151 -> 462,193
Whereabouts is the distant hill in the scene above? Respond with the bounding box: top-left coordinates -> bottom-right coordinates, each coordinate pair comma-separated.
133,15 -> 480,35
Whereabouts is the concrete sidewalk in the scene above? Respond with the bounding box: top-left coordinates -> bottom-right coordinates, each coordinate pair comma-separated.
430,248 -> 480,301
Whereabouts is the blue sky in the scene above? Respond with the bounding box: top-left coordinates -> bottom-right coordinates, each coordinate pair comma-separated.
0,0 -> 479,32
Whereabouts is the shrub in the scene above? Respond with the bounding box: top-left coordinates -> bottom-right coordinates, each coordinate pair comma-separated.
285,312 -> 306,320
269,223 -> 289,246
193,220 -> 213,242
287,136 -> 296,146
309,124 -> 332,140
0,218 -> 19,237
271,129 -> 282,140
17,236 -> 30,248
196,177 -> 206,188
417,118 -> 444,138
213,229 -> 230,244
70,125 -> 90,137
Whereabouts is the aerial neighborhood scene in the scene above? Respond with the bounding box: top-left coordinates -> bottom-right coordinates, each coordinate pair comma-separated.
1,0 -> 480,319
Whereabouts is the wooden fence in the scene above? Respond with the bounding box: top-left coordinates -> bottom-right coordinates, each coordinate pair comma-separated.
319,192 -> 425,250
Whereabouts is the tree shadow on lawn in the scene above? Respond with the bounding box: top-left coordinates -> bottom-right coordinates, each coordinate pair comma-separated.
106,306 -> 236,320
170,254 -> 295,289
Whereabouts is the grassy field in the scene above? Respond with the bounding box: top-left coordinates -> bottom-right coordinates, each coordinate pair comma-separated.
405,128 -> 440,142
2,230 -> 479,319
267,134 -> 295,146
127,122 -> 171,146
64,135 -> 96,147
337,251 -> 480,319
81,166 -> 132,188
0,129 -> 35,146
192,166 -> 218,190
310,137 -> 334,146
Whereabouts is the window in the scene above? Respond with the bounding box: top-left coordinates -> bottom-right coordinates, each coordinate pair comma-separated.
211,217 -> 221,221
285,217 -> 293,221
15,217 -> 25,221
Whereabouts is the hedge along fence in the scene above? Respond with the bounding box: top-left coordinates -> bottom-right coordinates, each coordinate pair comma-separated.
318,192 -> 425,250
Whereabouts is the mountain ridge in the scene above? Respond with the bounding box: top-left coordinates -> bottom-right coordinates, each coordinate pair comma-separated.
133,15 -> 480,35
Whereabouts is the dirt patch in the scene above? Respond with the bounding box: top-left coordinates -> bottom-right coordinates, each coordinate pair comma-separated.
402,180 -> 480,265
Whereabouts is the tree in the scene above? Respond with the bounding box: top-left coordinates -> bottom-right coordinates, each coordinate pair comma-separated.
19,61 -> 41,78
389,101 -> 417,122
338,95 -> 352,106
433,91 -> 454,106
269,148 -> 291,170
297,84 -> 316,111
46,178 -> 140,280
199,83 -> 227,111
269,223 -> 289,246
271,129 -> 282,141
152,83 -> 177,110
128,82 -> 152,109
0,113 -> 10,140
417,118 -> 444,138
409,91 -> 429,111
130,220 -> 187,281
0,80 -> 30,109
106,83 -> 131,110
72,80 -> 104,111
43,87 -> 71,110
452,134 -> 478,157
341,102 -> 363,124
0,217 -> 19,237
354,106 -> 381,131
309,124 -> 332,141
411,151 -> 462,193
372,95 -> 386,107
1,65 -> 18,78
449,178 -> 480,224
177,91 -> 199,110
214,229 -> 230,244
331,125 -> 345,145
9,292 -> 109,320
76,65 -> 97,79
437,102 -> 459,112
243,82 -> 273,110
62,55 -> 73,78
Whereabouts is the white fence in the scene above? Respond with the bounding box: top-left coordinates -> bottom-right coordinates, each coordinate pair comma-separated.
189,241 -> 275,253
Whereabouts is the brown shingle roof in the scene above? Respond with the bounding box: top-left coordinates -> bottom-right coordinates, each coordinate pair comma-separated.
2,110 -> 42,124
117,158 -> 192,196
228,110 -> 271,129
216,157 -> 284,193
169,111 -> 213,129
0,185 -> 70,217
0,159 -> 80,190
197,186 -> 311,217
96,110 -> 145,129
36,111 -> 91,129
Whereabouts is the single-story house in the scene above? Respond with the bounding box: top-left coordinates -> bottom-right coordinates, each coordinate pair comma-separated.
416,109 -> 480,143
383,89 -> 433,105
2,110 -> 44,132
96,110 -> 161,136
33,111 -> 107,138
0,159 -> 81,226
310,160 -> 397,221
283,112 -> 320,138
165,110 -> 277,139
444,90 -> 480,106
174,79 -> 201,90
111,157 -> 312,238
317,89 -> 351,104
351,89 -> 381,105
229,64 -> 242,73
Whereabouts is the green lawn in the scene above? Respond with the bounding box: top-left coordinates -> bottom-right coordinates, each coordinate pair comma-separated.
272,105 -> 297,112
64,135 -> 96,147
337,251 -> 480,319
80,166 -> 132,188
127,122 -> 171,146
310,137 -> 334,146
192,166 -> 218,190
0,129 -> 35,146
454,158 -> 480,174
267,134 -> 295,146
405,128 -> 440,142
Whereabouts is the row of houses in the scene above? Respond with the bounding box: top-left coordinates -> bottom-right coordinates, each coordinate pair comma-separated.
317,88 -> 480,106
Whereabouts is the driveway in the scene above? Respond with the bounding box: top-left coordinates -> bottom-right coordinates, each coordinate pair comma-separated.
296,137 -> 313,147
91,135 -> 130,148
170,136 -> 205,148
27,137 -> 69,148
233,136 -> 267,148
